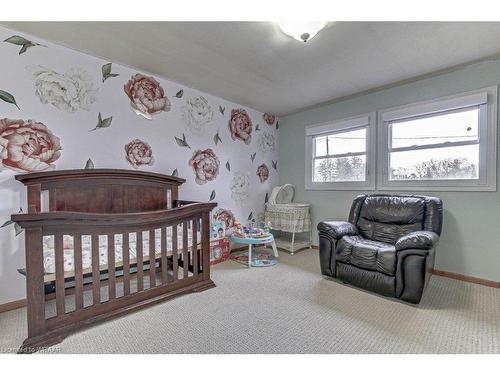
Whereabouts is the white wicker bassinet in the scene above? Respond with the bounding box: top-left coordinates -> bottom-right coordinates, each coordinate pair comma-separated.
264,184 -> 311,254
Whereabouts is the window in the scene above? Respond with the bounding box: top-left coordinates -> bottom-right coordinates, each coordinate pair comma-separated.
305,113 -> 376,190
313,128 -> 367,182
378,86 -> 497,191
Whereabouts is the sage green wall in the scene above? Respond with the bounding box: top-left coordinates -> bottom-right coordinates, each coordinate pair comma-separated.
279,58 -> 500,282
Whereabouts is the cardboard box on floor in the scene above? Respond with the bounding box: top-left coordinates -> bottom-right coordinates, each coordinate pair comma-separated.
210,237 -> 231,265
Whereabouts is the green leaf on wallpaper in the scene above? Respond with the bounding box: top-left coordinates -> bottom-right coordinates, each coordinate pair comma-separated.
90,112 -> 113,131
209,190 -> 216,201
213,129 -> 222,146
4,35 -> 42,55
84,159 -> 95,169
174,133 -> 191,149
19,43 -> 35,55
250,152 -> 256,163
14,223 -> 24,236
265,192 -> 269,203
272,160 -> 278,171
219,105 -> 225,116
1,220 -> 14,228
225,161 -> 231,172
100,117 -> 113,128
102,63 -> 119,82
4,35 -> 31,45
171,168 -> 179,177
255,124 -> 260,131
1,214 -> 23,234
0,90 -> 20,109
247,211 -> 253,221
174,89 -> 184,98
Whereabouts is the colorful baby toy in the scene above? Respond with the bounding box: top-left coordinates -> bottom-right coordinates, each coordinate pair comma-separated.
233,221 -> 272,238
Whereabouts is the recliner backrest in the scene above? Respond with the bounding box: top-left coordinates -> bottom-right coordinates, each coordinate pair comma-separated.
348,194 -> 443,244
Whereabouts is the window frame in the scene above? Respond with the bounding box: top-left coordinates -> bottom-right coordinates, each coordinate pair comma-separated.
305,112 -> 376,190
377,86 -> 497,191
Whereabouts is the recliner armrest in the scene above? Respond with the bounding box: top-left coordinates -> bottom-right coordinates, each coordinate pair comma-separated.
317,221 -> 358,240
395,231 -> 439,251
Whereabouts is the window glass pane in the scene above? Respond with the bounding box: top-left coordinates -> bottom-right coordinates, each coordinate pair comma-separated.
314,136 -> 327,157
389,144 -> 479,181
391,107 -> 479,149
328,128 -> 366,155
314,155 -> 366,182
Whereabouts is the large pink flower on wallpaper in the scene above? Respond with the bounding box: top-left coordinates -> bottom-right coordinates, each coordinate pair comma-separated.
256,163 -> 270,183
228,108 -> 253,145
213,208 -> 236,233
124,74 -> 171,118
0,118 -> 62,172
188,148 -> 220,185
124,139 -> 155,169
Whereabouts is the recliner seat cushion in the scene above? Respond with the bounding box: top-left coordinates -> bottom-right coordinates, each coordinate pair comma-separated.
336,235 -> 396,276
357,196 -> 425,243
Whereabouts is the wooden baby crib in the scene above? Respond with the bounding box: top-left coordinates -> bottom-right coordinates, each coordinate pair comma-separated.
11,169 -> 217,353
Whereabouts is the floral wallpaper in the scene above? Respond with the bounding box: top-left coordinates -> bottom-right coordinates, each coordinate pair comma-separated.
29,65 -> 98,112
0,118 -> 62,172
124,74 -> 170,118
0,26 -> 279,304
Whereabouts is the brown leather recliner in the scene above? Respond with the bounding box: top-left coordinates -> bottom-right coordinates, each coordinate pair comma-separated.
318,194 -> 443,304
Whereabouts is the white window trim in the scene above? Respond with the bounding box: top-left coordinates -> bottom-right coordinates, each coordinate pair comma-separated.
377,86 -> 497,192
305,112 -> 376,191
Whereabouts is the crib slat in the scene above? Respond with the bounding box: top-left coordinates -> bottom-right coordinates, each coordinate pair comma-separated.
49,188 -> 57,211
74,235 -> 84,310
54,234 -> 65,315
202,212 -> 210,280
161,227 -> 167,285
172,225 -> 178,281
149,230 -> 156,288
25,227 -> 45,337
196,218 -> 201,273
91,235 -> 101,304
108,234 -> 116,300
27,184 -> 41,213
123,234 -> 130,296
137,232 -> 144,291
192,218 -> 198,276
183,221 -> 189,279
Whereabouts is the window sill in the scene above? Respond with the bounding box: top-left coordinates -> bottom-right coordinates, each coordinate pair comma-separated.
376,183 -> 496,192
305,184 -> 375,191
304,182 -> 496,192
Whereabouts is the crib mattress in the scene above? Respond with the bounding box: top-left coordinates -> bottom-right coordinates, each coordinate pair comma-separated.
43,226 -> 200,275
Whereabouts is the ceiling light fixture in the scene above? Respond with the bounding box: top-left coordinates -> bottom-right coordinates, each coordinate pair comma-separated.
278,22 -> 328,42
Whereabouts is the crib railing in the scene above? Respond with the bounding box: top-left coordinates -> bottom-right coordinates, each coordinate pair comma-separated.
12,201 -> 216,352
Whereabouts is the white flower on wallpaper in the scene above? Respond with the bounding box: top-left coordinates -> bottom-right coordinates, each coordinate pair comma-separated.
181,96 -> 214,131
258,131 -> 276,153
230,171 -> 250,205
27,65 -> 98,113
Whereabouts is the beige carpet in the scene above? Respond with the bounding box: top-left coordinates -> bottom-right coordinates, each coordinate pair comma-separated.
1,249 -> 499,354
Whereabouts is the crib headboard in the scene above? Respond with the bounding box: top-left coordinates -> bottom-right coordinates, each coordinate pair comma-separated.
15,169 -> 185,214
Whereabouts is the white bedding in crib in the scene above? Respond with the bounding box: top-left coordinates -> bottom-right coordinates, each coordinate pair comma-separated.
43,226 -> 200,274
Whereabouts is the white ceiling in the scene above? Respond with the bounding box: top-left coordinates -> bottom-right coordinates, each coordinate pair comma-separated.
3,22 -> 500,116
